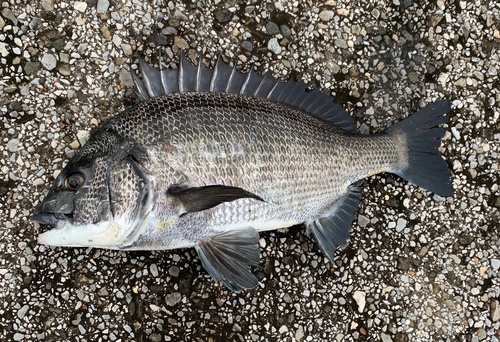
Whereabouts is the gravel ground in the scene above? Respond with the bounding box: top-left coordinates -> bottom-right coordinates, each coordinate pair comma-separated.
1,0 -> 500,341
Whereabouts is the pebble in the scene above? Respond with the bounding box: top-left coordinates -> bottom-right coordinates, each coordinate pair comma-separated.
150,264 -> 159,277
215,9 -> 231,23
492,301 -> 500,322
438,72 -> 449,87
100,26 -> 112,40
41,54 -> 57,70
319,11 -> 334,21
266,22 -> 280,35
358,215 -> 370,227
173,9 -> 188,21
380,333 -> 393,342
351,24 -> 361,35
20,84 -> 29,96
241,41 -> 253,52
267,38 -> 281,54
162,27 -> 178,35
121,44 -> 132,56
169,266 -> 180,277
353,291 -> 366,313
4,84 -> 17,93
166,292 -> 182,306
119,68 -> 134,87
451,127 -> 460,140
491,259 -> 500,271
280,25 -> 292,38
17,305 -> 29,319
58,64 -> 71,76
41,0 -> 55,12
337,8 -> 349,16
97,0 -> 110,14
174,36 -> 189,49
0,42 -> 7,56
327,62 -> 340,73
74,1 -> 87,12
7,139 -> 19,152
359,123 -> 369,135
1,8 -> 17,25
395,218 -> 406,232
335,38 -> 347,49
112,34 -> 122,47
77,130 -> 90,145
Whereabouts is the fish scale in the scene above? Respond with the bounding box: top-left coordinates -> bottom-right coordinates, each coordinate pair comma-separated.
33,52 -> 452,291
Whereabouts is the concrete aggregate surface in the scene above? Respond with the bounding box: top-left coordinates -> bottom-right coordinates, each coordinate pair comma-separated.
1,0 -> 499,341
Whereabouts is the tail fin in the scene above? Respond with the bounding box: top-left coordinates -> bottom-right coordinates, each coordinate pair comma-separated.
387,100 -> 453,197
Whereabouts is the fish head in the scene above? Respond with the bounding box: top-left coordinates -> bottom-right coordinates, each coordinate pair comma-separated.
32,134 -> 156,249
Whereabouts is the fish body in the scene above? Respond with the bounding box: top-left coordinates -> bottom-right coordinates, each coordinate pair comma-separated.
32,52 -> 453,291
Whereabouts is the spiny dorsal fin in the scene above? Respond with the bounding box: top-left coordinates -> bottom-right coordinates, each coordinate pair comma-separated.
179,50 -> 197,92
131,50 -> 356,133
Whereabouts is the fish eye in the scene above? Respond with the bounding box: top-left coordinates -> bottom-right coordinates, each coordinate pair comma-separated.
65,174 -> 85,191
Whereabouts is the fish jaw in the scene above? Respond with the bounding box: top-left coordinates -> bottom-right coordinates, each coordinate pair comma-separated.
37,216 -> 133,248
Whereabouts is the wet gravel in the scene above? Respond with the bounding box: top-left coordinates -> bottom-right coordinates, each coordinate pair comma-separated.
1,0 -> 500,341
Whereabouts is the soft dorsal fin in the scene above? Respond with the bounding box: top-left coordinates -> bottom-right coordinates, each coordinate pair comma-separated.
131,50 -> 356,133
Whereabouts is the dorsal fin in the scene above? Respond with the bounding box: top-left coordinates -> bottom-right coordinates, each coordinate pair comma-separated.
131,50 -> 356,133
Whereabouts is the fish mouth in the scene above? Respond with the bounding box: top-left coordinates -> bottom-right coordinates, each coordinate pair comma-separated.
31,213 -> 73,226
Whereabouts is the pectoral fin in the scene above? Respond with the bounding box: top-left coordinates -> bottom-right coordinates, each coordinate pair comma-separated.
167,185 -> 264,214
195,227 -> 260,292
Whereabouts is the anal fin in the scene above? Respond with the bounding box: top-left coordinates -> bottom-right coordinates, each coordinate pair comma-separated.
307,184 -> 362,262
195,227 -> 260,291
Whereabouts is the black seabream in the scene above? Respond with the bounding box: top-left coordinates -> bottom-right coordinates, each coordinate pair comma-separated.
32,51 -> 453,291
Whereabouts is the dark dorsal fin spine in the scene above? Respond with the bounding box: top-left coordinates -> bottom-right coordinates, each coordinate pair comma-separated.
131,50 -> 356,133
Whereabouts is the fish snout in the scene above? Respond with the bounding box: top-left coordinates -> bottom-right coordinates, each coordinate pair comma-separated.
31,212 -> 59,226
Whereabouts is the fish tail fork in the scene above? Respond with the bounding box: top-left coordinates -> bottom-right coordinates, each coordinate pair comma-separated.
386,100 -> 453,197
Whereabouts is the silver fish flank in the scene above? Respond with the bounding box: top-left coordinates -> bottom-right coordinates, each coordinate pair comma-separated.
32,51 -> 453,291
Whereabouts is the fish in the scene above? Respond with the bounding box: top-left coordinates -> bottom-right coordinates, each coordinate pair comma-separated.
32,51 -> 453,291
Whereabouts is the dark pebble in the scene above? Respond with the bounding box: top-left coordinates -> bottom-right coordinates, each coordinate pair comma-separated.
25,61 -> 41,75
458,234 -> 474,245
53,38 -> 65,50
241,41 -> 253,52
169,19 -> 180,28
77,91 -> 87,103
214,9 -> 232,23
162,27 -> 178,35
9,102 -> 22,111
266,21 -> 279,35
155,34 -> 169,45
397,257 -> 410,270
280,24 -> 292,38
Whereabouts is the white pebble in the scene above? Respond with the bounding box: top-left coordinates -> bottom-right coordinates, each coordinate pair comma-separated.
74,1 -> 87,12
353,291 -> 366,313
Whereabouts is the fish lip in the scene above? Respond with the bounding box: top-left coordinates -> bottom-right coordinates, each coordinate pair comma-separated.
31,212 -> 73,226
